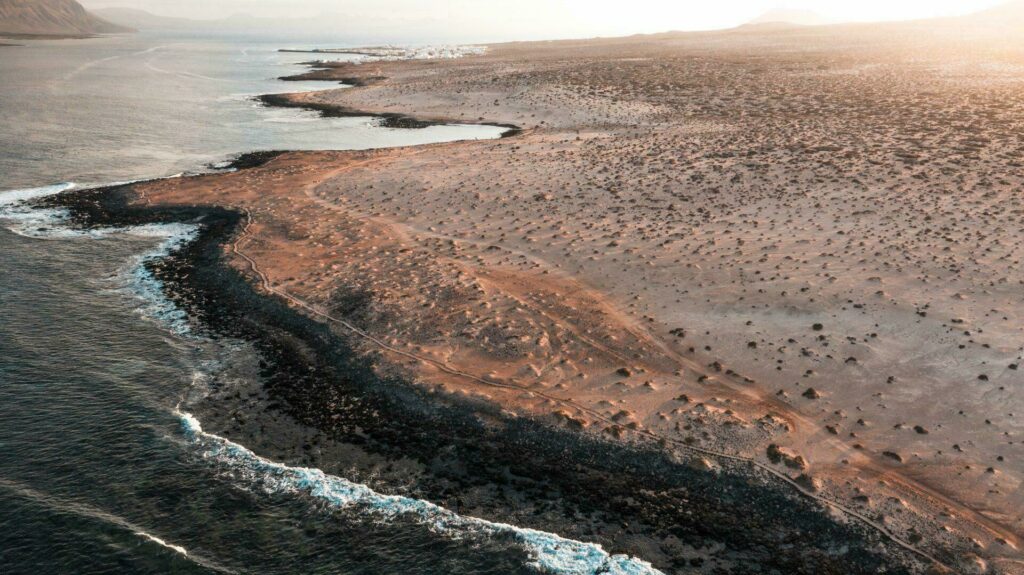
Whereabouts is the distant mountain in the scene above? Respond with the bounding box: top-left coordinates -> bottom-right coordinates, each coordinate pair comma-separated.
94,9 -> 344,34
0,0 -> 132,36
91,7 -> 417,44
93,7 -> 362,40
967,0 -> 1024,24
746,8 -> 830,27
90,7 -> 195,31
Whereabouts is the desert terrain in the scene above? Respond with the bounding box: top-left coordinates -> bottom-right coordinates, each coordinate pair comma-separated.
112,17 -> 1023,573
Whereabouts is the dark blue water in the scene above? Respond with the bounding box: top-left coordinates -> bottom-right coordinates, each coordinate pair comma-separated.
0,224 -> 532,574
0,33 -> 658,575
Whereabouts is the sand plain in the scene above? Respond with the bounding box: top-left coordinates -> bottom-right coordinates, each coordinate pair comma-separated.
124,19 -> 1023,573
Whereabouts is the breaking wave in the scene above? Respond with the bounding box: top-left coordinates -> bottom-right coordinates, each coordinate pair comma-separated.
0,182 -> 199,334
133,530 -> 190,557
0,182 -> 77,205
177,410 -> 663,575
3,180 -> 662,575
119,222 -> 200,336
0,183 -> 79,237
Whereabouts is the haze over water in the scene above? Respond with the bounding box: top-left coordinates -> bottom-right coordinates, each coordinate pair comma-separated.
0,33 -> 505,189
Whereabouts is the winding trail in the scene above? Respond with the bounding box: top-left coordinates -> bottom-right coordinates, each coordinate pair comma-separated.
226,205 -> 953,571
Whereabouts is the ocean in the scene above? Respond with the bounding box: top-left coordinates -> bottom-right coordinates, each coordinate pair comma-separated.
0,33 -> 657,575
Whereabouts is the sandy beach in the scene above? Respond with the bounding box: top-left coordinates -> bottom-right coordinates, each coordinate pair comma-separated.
57,18 -> 1024,573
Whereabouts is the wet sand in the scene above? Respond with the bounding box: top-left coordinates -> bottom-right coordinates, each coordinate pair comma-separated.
51,18 -> 1024,574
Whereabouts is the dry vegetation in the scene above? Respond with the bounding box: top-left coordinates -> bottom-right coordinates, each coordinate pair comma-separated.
133,19 -> 1024,573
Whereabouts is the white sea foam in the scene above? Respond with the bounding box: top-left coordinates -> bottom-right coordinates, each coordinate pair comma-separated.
120,222 -> 200,336
177,410 -> 663,575
0,177 -> 186,238
0,182 -> 77,205
0,182 -> 200,334
6,217 -> 199,333
2,179 -> 659,574
134,530 -> 190,557
0,183 -> 79,237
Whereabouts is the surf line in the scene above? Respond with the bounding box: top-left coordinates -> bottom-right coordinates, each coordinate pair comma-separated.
176,409 -> 663,575
0,183 -> 656,574
229,206 -> 952,571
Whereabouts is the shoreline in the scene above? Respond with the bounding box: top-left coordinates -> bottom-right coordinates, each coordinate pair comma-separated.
277,63 -> 379,86
250,39 -> 1024,573
35,167 -> 927,573
13,24 -> 1023,571
23,41 -> 995,569
256,92 -> 523,136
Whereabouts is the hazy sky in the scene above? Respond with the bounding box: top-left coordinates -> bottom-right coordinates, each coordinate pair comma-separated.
82,0 -> 1010,41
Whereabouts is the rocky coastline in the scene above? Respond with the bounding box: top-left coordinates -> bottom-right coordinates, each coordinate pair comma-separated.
34,169 -> 928,573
